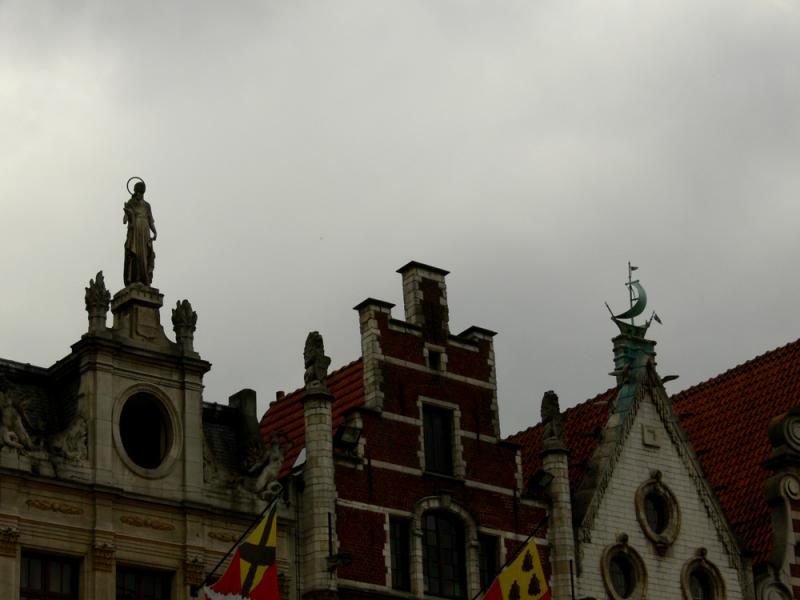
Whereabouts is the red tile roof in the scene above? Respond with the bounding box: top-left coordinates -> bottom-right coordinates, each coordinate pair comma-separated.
507,388 -> 616,495
260,359 -> 365,479
672,338 -> 800,564
508,338 -> 800,565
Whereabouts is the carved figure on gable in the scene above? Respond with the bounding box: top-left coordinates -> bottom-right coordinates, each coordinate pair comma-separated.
541,390 -> 564,443
304,331 -> 331,393
50,416 -> 89,463
123,178 -> 157,287
249,433 -> 288,500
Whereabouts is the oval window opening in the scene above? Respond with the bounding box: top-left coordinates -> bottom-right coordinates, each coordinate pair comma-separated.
644,491 -> 669,534
689,570 -> 713,600
609,555 -> 634,598
120,393 -> 171,470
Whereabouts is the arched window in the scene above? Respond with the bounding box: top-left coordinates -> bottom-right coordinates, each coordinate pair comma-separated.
422,511 -> 467,599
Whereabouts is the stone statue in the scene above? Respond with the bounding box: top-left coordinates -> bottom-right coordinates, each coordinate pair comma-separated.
541,390 -> 564,443
85,271 -> 111,333
304,331 -> 331,393
123,180 -> 157,286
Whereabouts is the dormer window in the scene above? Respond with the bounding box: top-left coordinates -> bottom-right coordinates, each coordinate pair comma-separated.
423,405 -> 454,475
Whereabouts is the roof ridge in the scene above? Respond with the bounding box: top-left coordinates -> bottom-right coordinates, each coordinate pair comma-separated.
672,338 -> 800,401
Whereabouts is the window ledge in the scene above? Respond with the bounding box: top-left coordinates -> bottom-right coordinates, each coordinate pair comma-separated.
422,471 -> 465,484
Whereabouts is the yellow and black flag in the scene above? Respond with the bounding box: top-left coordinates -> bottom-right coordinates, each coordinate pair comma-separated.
203,502 -> 279,600
483,537 -> 550,600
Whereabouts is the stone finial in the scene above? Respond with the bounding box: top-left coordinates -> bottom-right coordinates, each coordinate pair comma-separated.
171,299 -> 197,353
84,271 -> 111,334
304,331 -> 331,394
541,390 -> 566,451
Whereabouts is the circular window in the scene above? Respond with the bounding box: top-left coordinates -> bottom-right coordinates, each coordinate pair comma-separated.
635,472 -> 680,552
602,537 -> 646,600
113,387 -> 181,479
681,551 -> 724,600
120,393 -> 172,469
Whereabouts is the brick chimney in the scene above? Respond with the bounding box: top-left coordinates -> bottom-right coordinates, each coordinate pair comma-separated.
397,261 -> 450,344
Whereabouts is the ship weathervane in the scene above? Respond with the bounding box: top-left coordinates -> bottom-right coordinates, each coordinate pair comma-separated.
605,262 -> 661,337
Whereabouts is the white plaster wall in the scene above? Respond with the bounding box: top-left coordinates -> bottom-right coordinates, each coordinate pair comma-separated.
577,399 -> 744,600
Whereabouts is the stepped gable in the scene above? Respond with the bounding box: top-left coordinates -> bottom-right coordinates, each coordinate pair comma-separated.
260,359 -> 364,479
672,338 -> 800,565
507,387 -> 615,495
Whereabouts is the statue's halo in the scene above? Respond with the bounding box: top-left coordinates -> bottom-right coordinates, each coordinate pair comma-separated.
126,176 -> 145,195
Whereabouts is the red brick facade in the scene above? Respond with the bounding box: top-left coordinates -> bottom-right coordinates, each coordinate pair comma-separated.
261,262 -> 547,600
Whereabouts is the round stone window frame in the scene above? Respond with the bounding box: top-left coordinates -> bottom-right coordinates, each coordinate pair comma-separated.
601,535 -> 647,600
635,471 -> 681,553
681,549 -> 725,600
112,384 -> 182,479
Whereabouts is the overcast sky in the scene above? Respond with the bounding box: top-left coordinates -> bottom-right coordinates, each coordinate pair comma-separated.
2,0 -> 799,437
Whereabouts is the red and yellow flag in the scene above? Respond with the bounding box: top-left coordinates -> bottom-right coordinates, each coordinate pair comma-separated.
484,537 -> 550,600
204,503 -> 280,600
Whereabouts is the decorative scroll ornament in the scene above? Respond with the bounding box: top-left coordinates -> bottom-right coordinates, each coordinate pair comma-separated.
304,331 -> 331,394
605,262 -> 662,337
26,499 -> 83,515
209,531 -> 239,543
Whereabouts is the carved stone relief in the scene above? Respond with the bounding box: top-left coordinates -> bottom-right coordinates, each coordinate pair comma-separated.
0,527 -> 20,557
49,415 -> 89,464
25,499 -> 83,515
92,543 -> 115,572
120,515 -> 175,531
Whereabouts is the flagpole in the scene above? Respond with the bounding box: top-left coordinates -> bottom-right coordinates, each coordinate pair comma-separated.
190,496 -> 280,598
470,512 -> 549,600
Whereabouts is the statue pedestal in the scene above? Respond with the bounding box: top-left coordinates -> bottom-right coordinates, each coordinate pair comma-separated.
111,284 -> 167,345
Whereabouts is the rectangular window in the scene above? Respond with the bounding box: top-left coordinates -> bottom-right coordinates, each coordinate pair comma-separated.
478,535 -> 499,591
116,566 -> 171,600
390,518 -> 411,591
423,405 -> 454,475
21,553 -> 79,600
422,512 -> 466,599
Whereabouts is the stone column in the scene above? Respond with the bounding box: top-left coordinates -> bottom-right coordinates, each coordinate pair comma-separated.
541,443 -> 574,600
0,527 -> 20,598
301,389 -> 338,600
301,332 -> 338,600
539,392 -> 575,600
